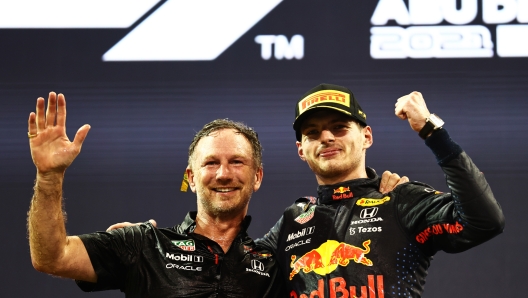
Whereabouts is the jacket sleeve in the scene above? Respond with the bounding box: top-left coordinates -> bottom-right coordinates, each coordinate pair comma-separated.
255,215 -> 285,254
397,128 -> 505,255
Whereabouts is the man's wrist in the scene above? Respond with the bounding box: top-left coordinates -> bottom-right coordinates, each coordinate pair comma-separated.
36,171 -> 65,186
419,113 -> 444,139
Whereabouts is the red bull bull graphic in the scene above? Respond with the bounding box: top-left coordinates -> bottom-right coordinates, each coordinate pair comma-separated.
289,240 -> 373,280
334,186 -> 351,194
290,275 -> 385,298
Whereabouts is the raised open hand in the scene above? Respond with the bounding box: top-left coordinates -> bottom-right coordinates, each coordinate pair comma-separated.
28,92 -> 90,174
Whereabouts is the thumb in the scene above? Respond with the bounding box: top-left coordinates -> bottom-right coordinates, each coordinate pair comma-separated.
149,219 -> 158,227
73,124 -> 91,148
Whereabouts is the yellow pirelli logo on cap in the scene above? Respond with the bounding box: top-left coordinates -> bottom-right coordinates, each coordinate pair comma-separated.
298,90 -> 350,115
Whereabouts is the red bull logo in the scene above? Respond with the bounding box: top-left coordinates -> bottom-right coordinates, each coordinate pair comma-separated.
290,275 -> 385,298
333,187 -> 353,200
334,186 -> 351,194
289,240 -> 373,280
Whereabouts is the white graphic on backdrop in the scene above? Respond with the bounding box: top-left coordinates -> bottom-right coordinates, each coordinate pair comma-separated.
255,35 -> 304,60
103,0 -> 283,61
0,0 -> 160,28
0,0 -> 283,61
370,0 -> 528,58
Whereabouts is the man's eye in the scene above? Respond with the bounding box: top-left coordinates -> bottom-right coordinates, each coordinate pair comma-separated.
305,129 -> 319,135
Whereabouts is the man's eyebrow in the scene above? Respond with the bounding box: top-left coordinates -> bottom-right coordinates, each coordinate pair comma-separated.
302,117 -> 351,129
201,153 -> 247,161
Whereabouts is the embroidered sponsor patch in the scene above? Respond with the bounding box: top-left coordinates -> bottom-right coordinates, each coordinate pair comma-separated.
171,239 -> 196,251
295,205 -> 316,224
334,186 -> 351,194
356,196 -> 390,207
298,90 -> 351,115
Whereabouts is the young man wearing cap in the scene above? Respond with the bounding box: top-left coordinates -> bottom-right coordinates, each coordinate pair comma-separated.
27,93 -> 284,297
257,84 -> 505,297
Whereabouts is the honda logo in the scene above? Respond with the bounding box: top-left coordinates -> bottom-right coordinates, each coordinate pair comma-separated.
251,259 -> 265,271
360,207 -> 379,219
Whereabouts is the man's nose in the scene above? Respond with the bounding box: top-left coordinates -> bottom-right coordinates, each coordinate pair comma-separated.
320,129 -> 335,143
216,164 -> 232,180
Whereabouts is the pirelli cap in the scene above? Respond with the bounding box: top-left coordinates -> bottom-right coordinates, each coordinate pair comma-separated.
293,83 -> 367,141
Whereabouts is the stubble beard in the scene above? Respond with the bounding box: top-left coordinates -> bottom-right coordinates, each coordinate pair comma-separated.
197,186 -> 253,217
309,153 -> 363,183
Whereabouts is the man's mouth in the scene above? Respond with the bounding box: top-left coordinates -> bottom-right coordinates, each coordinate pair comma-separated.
213,187 -> 238,193
318,148 -> 340,157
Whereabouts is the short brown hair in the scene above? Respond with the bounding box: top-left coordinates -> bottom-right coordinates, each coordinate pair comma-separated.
188,119 -> 263,169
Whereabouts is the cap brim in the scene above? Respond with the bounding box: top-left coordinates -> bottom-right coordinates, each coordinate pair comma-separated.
293,105 -> 353,141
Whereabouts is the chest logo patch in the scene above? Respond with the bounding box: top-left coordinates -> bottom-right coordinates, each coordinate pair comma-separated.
294,205 -> 316,224
172,239 -> 196,251
289,239 -> 373,280
333,186 -> 353,200
356,196 -> 390,207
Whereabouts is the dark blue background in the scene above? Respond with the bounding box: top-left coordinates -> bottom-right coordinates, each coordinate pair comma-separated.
1,1 -> 527,297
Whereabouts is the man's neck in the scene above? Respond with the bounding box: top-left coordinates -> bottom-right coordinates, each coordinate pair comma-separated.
316,168 -> 368,185
193,212 -> 245,253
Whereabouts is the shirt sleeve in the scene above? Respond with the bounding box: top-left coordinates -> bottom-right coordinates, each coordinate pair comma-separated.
396,129 -> 505,255
75,224 -> 150,292
255,215 -> 284,254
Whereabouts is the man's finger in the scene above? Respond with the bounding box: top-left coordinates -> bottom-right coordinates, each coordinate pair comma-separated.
106,222 -> 133,232
149,219 -> 157,227
106,219 -> 157,232
56,93 -> 67,127
28,112 -> 37,136
36,97 -> 46,132
385,173 -> 401,192
45,92 -> 57,128
396,176 -> 409,186
379,171 -> 392,193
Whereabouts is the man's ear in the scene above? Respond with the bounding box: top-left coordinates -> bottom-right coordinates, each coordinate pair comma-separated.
186,166 -> 197,193
253,167 -> 264,192
296,141 -> 306,161
363,126 -> 373,149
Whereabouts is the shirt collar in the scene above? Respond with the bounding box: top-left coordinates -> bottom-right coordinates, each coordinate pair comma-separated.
317,167 -> 380,204
177,211 -> 252,235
